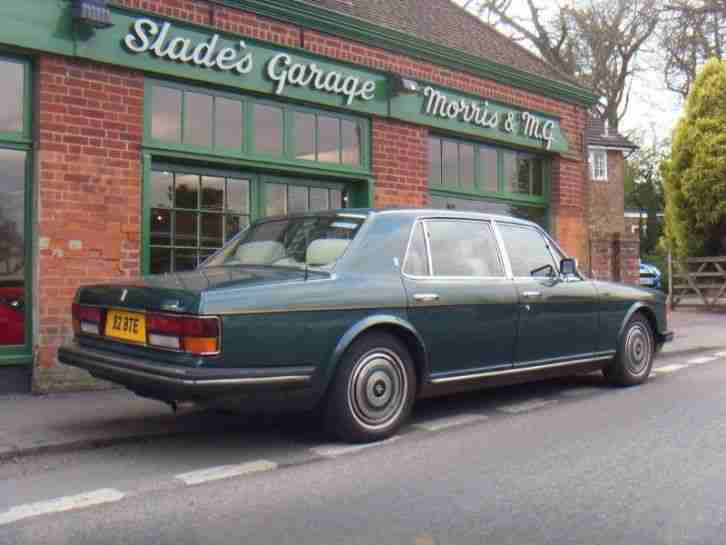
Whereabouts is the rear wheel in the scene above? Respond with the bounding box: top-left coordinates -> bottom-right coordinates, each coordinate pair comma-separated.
604,313 -> 655,386
324,332 -> 416,443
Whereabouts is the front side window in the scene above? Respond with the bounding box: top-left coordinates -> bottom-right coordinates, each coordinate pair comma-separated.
589,149 -> 608,181
204,215 -> 365,270
425,220 -> 504,277
498,223 -> 556,278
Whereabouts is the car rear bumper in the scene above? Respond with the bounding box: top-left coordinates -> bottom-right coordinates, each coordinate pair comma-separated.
58,342 -> 316,402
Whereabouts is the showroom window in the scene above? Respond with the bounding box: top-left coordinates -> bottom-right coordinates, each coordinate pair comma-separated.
147,81 -> 368,170
428,135 -> 550,229
0,55 -> 32,360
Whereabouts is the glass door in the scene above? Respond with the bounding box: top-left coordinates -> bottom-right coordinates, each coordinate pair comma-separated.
0,149 -> 29,350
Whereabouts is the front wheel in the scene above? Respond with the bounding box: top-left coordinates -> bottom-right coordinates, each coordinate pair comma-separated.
324,332 -> 416,443
603,313 -> 655,386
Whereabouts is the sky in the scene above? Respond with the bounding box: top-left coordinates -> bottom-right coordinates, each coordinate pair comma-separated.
453,0 -> 684,147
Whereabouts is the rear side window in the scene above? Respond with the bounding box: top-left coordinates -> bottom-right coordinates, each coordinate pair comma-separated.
498,223 -> 556,277
425,220 -> 504,277
404,222 -> 429,276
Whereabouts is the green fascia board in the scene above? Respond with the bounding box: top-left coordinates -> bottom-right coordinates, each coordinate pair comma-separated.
228,0 -> 599,107
392,84 -> 569,153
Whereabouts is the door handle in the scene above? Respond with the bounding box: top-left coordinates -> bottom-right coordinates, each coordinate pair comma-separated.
413,293 -> 440,303
522,290 -> 542,298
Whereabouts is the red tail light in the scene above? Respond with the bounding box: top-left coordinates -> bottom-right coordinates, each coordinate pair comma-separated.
147,313 -> 220,355
72,303 -> 105,336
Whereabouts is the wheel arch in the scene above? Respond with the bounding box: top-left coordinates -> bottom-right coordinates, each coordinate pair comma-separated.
324,315 -> 430,395
618,302 -> 658,345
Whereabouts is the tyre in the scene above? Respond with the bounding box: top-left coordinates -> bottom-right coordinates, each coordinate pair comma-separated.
324,332 -> 416,443
603,313 -> 655,386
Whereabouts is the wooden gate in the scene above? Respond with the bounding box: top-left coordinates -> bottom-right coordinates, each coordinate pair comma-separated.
670,256 -> 726,309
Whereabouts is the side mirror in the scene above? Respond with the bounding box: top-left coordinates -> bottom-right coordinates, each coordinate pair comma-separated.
560,258 -> 577,277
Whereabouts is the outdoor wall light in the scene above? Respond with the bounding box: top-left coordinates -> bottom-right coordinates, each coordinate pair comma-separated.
72,0 -> 114,29
390,74 -> 420,96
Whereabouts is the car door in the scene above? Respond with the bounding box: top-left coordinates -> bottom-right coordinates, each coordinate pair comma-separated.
401,218 -> 519,378
496,222 -> 599,366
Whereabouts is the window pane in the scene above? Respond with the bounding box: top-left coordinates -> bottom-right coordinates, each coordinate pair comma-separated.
214,97 -> 242,150
174,211 -> 198,247
200,213 -> 223,248
288,186 -> 309,213
151,171 -> 173,208
442,140 -> 458,185
174,249 -> 198,272
427,221 -> 503,277
201,176 -> 224,210
295,112 -> 316,160
310,187 -> 329,211
502,150 -> 517,193
184,92 -> 213,147
460,144 -> 474,188
266,183 -> 287,216
226,178 -> 250,214
151,86 -> 181,142
150,247 -> 171,275
150,208 -> 171,245
532,159 -> 544,196
341,120 -> 360,165
174,174 -> 199,209
253,104 -> 283,155
225,215 -> 249,242
330,189 -> 343,209
499,224 -> 556,277
0,61 -> 23,133
516,157 -> 531,194
404,222 -> 429,276
428,138 -> 442,185
318,116 -> 340,163
479,147 -> 498,193
0,149 -> 26,346
429,195 -> 548,229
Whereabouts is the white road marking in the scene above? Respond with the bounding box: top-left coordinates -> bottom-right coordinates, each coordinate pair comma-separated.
311,436 -> 399,458
655,364 -> 688,374
713,351 -> 726,358
413,413 -> 487,432
0,489 -> 125,526
175,460 -> 278,485
687,356 -> 719,365
496,399 -> 557,414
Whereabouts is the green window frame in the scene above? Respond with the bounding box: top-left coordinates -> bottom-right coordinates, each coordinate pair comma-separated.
144,80 -> 371,175
0,53 -> 33,365
428,134 -> 550,205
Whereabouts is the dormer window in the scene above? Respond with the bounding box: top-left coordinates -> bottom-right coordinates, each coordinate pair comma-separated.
589,149 -> 608,181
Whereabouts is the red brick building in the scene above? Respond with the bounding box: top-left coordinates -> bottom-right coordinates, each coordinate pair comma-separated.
0,0 -> 632,393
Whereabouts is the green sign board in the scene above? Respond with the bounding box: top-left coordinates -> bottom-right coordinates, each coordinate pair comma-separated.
390,84 -> 569,153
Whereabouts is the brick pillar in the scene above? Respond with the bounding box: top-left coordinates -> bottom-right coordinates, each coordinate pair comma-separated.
371,118 -> 429,208
34,55 -> 144,392
550,155 -> 588,266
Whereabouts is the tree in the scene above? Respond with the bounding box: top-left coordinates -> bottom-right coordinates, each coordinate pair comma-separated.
662,58 -> 726,259
458,0 -> 661,129
624,140 -> 666,255
659,0 -> 726,99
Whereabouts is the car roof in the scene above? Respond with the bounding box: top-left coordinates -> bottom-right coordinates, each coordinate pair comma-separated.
258,208 -> 540,228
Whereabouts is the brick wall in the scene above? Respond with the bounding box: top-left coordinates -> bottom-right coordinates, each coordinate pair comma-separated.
34,55 -> 144,392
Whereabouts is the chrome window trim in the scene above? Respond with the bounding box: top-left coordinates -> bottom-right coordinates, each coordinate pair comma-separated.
402,218 -> 508,280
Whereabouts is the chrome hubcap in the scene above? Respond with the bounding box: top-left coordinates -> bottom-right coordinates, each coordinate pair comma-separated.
347,349 -> 408,430
625,323 -> 652,376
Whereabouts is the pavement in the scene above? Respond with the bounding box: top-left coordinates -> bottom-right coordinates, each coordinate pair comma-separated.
0,307 -> 723,462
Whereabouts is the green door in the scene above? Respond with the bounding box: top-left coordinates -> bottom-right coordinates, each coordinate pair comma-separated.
497,222 -> 599,365
402,219 -> 519,377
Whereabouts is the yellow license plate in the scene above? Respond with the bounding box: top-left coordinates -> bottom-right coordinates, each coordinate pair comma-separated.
105,310 -> 146,344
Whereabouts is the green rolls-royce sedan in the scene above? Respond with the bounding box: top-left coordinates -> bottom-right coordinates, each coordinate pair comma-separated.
59,209 -> 673,442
